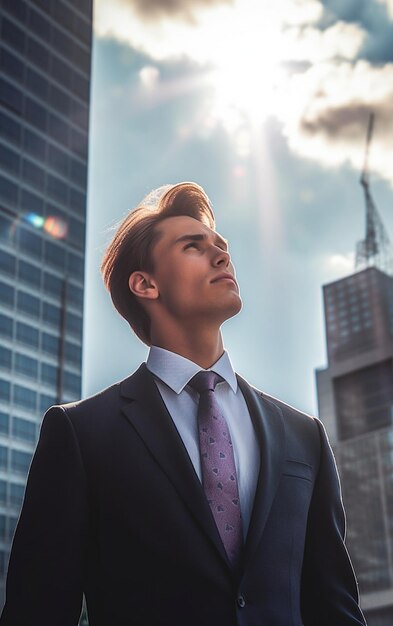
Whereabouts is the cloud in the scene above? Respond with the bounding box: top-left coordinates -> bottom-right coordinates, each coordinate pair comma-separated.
376,0 -> 393,17
278,60 -> 393,182
321,0 -> 393,64
94,0 -> 393,185
117,0 -> 233,22
283,21 -> 365,62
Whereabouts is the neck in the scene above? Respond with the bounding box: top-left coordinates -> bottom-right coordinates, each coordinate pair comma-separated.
150,322 -> 225,369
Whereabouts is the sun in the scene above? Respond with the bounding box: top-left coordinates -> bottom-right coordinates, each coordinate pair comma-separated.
202,0 -> 289,129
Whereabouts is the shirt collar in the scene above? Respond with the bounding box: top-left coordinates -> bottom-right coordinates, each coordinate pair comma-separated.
146,346 -> 238,394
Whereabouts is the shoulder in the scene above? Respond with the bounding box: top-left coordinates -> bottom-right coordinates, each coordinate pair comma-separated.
44,363 -> 148,428
238,373 -> 317,425
237,374 -> 324,450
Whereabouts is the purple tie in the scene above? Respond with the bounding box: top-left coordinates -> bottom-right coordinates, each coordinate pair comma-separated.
189,371 -> 243,567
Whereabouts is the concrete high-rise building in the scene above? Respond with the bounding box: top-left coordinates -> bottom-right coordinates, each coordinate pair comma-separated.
0,0 -> 92,607
316,266 -> 393,626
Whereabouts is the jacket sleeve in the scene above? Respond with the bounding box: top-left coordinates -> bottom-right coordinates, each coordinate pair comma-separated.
300,418 -> 367,626
0,406 -> 89,626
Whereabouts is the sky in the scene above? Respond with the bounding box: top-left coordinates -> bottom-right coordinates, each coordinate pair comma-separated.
83,0 -> 393,416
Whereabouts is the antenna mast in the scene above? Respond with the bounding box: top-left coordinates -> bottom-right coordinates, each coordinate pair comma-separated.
355,114 -> 393,275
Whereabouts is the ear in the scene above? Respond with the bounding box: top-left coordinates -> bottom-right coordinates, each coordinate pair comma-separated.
128,271 -> 158,300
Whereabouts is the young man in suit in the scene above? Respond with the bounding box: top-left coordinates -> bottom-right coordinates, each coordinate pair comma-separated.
1,182 -> 366,625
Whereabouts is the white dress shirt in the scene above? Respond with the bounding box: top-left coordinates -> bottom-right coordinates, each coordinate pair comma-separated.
146,346 -> 260,538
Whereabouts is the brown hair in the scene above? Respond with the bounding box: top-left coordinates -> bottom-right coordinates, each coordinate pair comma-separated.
101,181 -> 215,345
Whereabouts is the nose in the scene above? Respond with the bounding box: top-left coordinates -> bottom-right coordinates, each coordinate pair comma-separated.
212,246 -> 231,268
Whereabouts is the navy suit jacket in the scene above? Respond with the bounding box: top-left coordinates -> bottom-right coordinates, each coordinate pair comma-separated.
1,364 -> 366,625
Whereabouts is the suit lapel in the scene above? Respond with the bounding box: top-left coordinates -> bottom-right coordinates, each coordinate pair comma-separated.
120,364 -> 230,569
237,375 -> 286,572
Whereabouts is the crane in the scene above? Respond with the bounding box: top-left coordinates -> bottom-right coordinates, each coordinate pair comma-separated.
355,113 -> 393,275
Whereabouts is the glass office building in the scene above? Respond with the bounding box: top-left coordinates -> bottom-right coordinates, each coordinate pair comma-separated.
0,0 -> 92,608
316,267 -> 393,626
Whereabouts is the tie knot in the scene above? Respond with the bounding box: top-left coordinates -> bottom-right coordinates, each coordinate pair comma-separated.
189,370 -> 222,394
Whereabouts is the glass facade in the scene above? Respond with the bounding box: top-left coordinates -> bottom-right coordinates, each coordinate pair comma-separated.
0,0 -> 92,611
317,267 -> 393,623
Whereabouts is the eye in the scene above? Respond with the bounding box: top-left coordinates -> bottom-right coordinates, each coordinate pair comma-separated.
184,242 -> 199,250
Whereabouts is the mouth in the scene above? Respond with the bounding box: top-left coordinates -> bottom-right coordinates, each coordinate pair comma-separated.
211,273 -> 238,287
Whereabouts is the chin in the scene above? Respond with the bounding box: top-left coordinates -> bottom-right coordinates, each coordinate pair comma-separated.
221,295 -> 243,320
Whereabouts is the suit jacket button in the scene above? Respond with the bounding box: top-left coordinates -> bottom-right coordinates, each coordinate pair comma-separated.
237,595 -> 246,608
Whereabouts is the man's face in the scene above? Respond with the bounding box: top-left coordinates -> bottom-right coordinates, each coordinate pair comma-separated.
148,215 -> 242,325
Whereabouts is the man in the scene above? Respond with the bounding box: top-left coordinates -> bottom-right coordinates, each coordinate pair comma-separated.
1,182 -> 366,625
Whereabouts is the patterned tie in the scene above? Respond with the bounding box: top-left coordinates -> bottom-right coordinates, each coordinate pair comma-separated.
189,371 -> 243,568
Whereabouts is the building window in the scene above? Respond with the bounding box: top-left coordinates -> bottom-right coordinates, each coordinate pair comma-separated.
0,481 -> 6,505
0,516 -> 5,541
9,483 -> 25,507
64,341 -> 81,367
26,36 -> 49,72
18,228 -> 42,259
13,384 -> 37,410
18,260 -> 41,288
42,332 -> 59,356
25,97 -> 47,132
43,272 -> 62,298
67,252 -> 84,280
1,18 -> 25,54
0,250 -> 16,277
68,284 -> 84,310
73,44 -> 90,75
0,48 -> 24,82
47,112 -> 69,146
12,417 -> 36,443
69,188 -> 86,215
69,218 -> 86,249
51,55 -> 72,90
44,241 -> 65,270
69,127 -> 87,159
66,311 -> 83,338
28,7 -> 51,41
11,449 -> 32,475
0,381 -> 11,403
39,394 -> 56,413
0,78 -> 23,115
53,2 -> 75,34
47,173 -> 67,204
16,321 -> 39,348
17,291 -> 40,318
0,346 -> 12,370
74,12 -> 91,45
15,353 -> 38,379
0,144 -> 20,175
71,100 -> 89,132
0,110 -> 21,145
21,188 -> 44,216
64,371 -> 81,396
22,159 -> 45,191
8,516 -> 18,541
41,362 -> 58,386
72,72 -> 89,102
47,144 -> 69,176
0,412 -> 9,435
0,446 -> 8,470
42,302 -> 61,327
23,128 -> 46,161
0,281 -> 15,308
0,175 -> 18,207
26,66 -> 49,100
0,313 -> 13,338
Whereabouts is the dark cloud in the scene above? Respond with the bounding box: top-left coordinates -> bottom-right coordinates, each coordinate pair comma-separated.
300,101 -> 392,142
119,0 -> 233,23
321,0 -> 393,63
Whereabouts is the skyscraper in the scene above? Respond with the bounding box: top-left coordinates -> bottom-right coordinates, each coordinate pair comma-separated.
0,0 -> 92,607
316,266 -> 393,626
